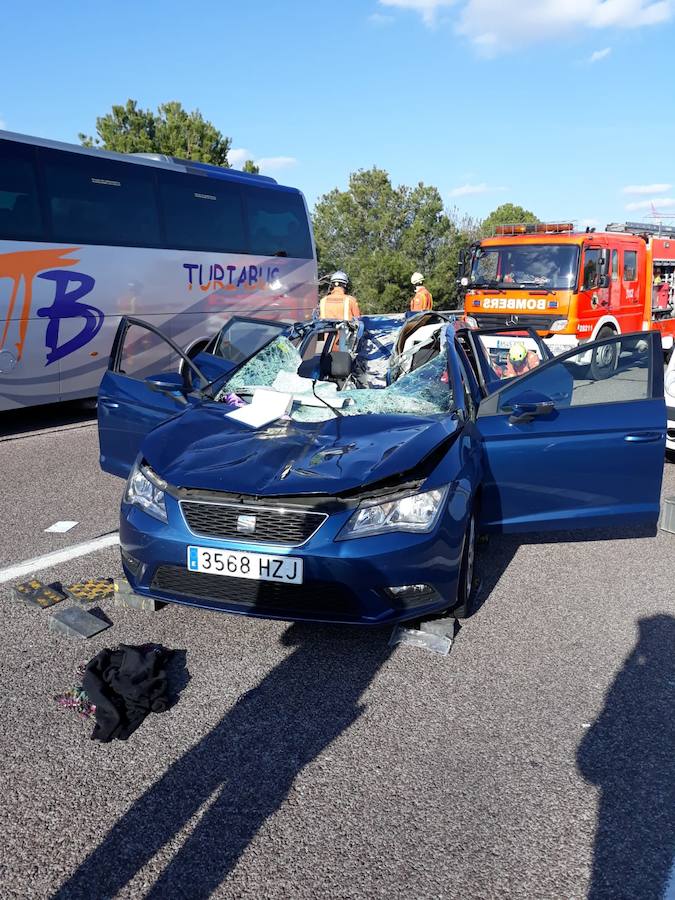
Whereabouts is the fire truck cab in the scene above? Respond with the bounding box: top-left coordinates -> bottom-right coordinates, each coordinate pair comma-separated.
462,221 -> 675,357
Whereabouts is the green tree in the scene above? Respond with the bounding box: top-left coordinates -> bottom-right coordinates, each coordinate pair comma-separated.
242,159 -> 260,174
480,203 -> 539,236
79,99 -> 231,166
313,167 -> 467,313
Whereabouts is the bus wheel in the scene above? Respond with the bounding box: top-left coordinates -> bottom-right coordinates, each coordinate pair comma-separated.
590,326 -> 618,380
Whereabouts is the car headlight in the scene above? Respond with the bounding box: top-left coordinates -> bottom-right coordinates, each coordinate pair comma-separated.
338,486 -> 448,540
550,319 -> 569,332
125,461 -> 168,523
666,371 -> 675,399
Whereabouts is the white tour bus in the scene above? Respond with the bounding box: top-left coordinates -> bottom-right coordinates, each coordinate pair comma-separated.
0,131 -> 318,411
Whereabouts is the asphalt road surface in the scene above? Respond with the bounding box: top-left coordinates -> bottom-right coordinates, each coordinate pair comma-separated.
0,404 -> 673,900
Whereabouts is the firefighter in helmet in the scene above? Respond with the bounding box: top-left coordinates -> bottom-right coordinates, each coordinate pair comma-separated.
319,271 -> 361,319
410,272 -> 433,312
504,341 -> 540,378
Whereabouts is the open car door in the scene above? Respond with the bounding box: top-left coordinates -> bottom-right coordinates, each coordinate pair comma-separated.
98,317 -> 218,478
476,331 -> 665,533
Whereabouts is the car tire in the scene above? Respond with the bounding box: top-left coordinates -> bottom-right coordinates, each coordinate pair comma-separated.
452,507 -> 478,619
590,326 -> 618,380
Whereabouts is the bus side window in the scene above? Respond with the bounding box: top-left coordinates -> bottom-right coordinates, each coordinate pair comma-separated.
611,250 -> 619,281
623,250 -> 637,282
242,187 -> 313,260
41,149 -> 161,247
0,140 -> 44,240
582,248 -> 600,289
158,173 -> 247,254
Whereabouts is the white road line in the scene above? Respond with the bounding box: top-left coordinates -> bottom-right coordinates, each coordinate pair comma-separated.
0,532 -> 119,585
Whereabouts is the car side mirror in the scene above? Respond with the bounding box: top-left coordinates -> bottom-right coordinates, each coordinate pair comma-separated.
145,373 -> 188,404
598,274 -> 610,288
508,400 -> 555,424
598,249 -> 610,275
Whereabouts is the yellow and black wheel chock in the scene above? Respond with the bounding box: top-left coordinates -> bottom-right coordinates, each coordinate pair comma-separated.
63,578 -> 115,605
14,579 -> 67,609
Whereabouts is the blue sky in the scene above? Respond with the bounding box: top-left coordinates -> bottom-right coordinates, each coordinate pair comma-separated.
2,0 -> 674,228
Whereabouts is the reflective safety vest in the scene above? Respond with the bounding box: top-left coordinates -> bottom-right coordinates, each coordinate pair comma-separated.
319,290 -> 360,319
410,286 -> 433,312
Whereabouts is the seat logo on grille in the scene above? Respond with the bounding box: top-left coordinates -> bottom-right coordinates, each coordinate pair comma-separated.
236,514 -> 256,534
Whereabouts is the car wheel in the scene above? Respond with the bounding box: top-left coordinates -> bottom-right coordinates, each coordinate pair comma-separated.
453,508 -> 478,619
590,326 -> 618,380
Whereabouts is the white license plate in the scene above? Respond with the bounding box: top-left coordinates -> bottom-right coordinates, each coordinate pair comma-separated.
187,546 -> 303,585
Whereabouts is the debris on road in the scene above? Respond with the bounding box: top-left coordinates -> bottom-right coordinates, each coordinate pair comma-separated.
389,622 -> 454,656
83,644 -> 174,742
44,521 -> 78,533
48,606 -> 112,639
660,496 -> 675,534
54,664 -> 96,721
114,575 -> 164,611
13,578 -> 66,609
63,577 -> 115,606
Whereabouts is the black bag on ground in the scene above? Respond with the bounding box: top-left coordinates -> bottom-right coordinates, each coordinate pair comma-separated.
83,644 -> 173,742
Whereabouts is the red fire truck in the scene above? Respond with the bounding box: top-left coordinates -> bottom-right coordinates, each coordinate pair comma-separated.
461,221 -> 675,358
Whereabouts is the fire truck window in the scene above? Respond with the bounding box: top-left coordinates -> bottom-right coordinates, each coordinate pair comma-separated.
582,249 -> 600,290
611,250 -> 619,281
623,250 -> 637,282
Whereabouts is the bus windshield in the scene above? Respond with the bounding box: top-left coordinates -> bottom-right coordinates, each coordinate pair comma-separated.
471,244 -> 579,290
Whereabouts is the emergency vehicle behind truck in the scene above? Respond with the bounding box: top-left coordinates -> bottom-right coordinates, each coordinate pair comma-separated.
461,222 -> 675,357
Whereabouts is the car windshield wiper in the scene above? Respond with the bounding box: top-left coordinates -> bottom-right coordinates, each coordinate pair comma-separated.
471,281 -> 505,292
515,281 -> 555,293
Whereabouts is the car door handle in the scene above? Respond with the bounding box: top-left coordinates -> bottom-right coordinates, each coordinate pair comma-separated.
624,432 -> 662,443
99,399 -> 120,409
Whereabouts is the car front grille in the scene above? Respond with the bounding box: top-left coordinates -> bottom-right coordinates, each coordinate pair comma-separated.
151,565 -> 358,617
180,500 -> 327,547
471,313 -> 559,331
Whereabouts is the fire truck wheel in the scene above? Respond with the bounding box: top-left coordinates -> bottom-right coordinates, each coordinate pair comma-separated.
590,326 -> 618,380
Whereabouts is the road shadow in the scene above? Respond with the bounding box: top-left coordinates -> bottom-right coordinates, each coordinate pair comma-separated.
577,614 -> 675,899
53,622 -> 392,900
0,398 -> 96,438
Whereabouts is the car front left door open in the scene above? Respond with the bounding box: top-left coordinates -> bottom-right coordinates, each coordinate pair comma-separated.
98,317 -> 208,478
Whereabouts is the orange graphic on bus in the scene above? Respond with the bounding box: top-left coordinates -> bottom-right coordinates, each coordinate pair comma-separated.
0,247 -> 79,361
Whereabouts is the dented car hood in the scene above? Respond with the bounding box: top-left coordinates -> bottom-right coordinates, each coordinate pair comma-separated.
142,404 -> 459,496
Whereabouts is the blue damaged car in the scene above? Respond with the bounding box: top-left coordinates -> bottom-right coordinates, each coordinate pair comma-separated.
98,313 -> 665,624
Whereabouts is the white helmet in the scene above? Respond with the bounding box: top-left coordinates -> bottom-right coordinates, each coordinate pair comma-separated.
330,270 -> 349,287
411,272 -> 425,286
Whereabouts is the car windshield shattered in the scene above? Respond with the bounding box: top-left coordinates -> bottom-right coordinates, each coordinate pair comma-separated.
214,330 -> 454,422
